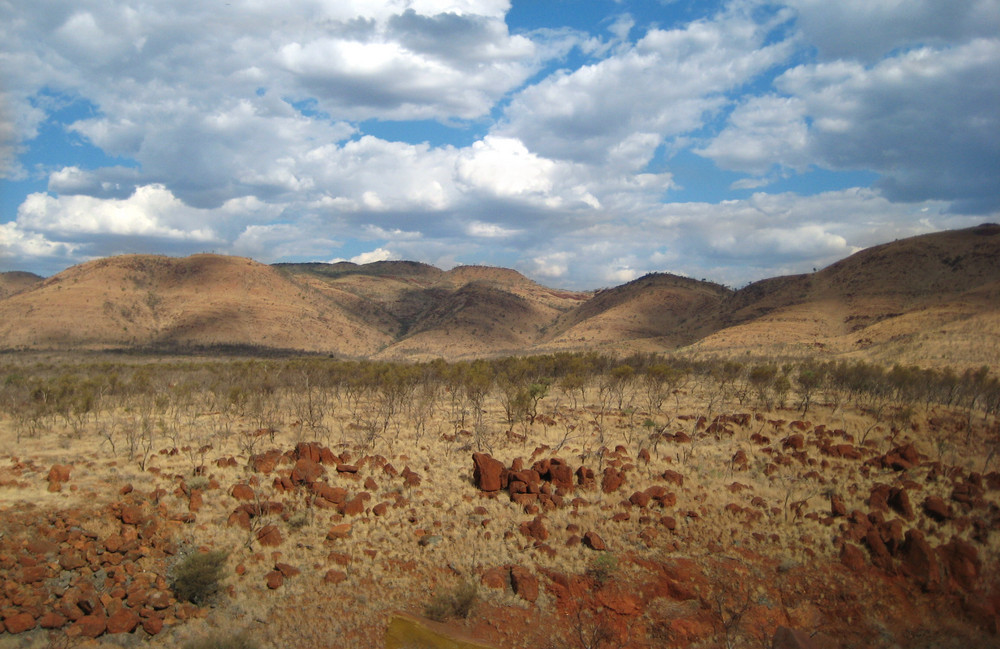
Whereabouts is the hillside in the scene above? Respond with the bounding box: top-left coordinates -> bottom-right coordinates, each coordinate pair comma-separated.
1,225 -> 998,368
0,254 -> 391,355
0,271 -> 43,299
686,223 -> 1000,368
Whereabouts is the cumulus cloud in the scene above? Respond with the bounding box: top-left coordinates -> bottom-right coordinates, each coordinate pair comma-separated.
700,39 -> 1000,212
2,0 -> 999,289
786,0 -> 1000,62
496,3 -> 793,165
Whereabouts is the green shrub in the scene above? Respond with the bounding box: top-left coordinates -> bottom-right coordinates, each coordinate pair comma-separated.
586,552 -> 619,585
171,549 -> 228,604
424,580 -> 478,622
182,631 -> 259,649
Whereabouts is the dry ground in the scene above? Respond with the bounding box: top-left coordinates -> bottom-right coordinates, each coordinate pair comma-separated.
0,356 -> 998,649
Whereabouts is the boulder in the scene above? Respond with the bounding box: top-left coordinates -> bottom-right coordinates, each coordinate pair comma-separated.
509,566 -> 538,603
900,529 -> 940,592
583,531 -> 607,551
923,496 -> 953,522
106,608 -> 140,634
472,453 -> 505,492
291,458 -> 325,485
256,524 -> 283,547
324,570 -> 347,584
3,612 -> 36,634
265,570 -> 283,589
601,468 -> 624,494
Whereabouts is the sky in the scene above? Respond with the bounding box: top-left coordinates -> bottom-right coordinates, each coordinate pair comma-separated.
1,0 -> 998,289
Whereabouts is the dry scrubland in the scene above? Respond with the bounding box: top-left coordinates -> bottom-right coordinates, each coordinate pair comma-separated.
0,352 -> 999,649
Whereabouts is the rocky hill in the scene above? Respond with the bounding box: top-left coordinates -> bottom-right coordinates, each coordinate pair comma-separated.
1,225 -> 998,368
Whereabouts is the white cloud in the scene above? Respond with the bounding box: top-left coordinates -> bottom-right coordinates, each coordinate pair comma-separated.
701,39 -> 1000,212
350,247 -> 397,264
16,186 -> 218,241
786,0 -> 1000,62
465,221 -> 520,238
496,4 -> 793,165
456,136 -> 555,198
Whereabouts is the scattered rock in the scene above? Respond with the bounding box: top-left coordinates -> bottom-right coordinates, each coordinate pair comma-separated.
510,566 -> 538,603
265,570 -> 283,589
256,524 -> 283,547
583,531 -> 607,551
472,453 -> 505,492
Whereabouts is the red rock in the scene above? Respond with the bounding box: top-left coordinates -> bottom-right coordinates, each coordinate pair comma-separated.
188,490 -> 203,513
520,516 -> 549,541
886,488 -> 913,520
256,524 -> 283,547
341,496 -> 365,516
576,466 -> 596,489
782,434 -> 804,451
629,491 -> 651,508
830,495 -> 847,517
336,463 -> 359,473
472,452 -> 505,491
3,612 -> 36,634
509,566 -> 538,603
119,484 -> 134,495
119,505 -> 145,526
250,450 -> 282,474
401,466 -> 422,487
106,608 -> 140,634
38,612 -> 67,629
923,495 -> 953,522
48,464 -> 73,483
265,570 -> 283,589
141,615 -> 164,635
59,550 -> 87,571
275,562 -> 300,578
601,467 -> 624,494
73,615 -> 107,638
583,531 -> 607,551
291,458 -> 325,485
295,441 -> 323,463
548,461 -> 574,490
147,591 -> 171,610
372,502 -> 389,516
900,529 -> 939,592
940,537 -> 980,592
662,470 -> 684,487
323,570 -> 347,584
840,543 -> 866,572
327,523 -> 352,540
21,564 -> 48,583
481,567 -> 508,590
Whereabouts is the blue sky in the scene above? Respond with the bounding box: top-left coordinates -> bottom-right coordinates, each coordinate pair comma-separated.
1,0 -> 998,288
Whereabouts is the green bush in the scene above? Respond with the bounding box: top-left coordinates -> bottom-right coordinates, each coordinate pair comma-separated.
424,580 -> 478,622
171,549 -> 228,604
586,552 -> 619,585
182,631 -> 259,649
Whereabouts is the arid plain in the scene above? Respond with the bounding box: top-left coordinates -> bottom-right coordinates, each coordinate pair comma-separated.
0,225 -> 998,649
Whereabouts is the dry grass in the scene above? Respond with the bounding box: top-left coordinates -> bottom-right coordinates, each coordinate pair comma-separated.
0,353 -> 997,648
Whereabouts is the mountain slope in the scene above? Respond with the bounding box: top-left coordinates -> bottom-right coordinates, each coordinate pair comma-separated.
0,254 -> 392,355
1,225 -> 997,367
686,223 -> 1000,367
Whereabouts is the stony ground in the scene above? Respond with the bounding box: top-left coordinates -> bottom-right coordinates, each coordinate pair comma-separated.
0,376 -> 998,649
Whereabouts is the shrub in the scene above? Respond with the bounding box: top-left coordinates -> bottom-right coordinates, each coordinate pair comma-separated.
424,580 -> 478,622
171,549 -> 228,604
182,631 -> 259,649
586,552 -> 619,586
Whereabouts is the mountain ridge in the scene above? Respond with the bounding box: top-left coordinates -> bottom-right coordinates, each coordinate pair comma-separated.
2,225 -> 998,368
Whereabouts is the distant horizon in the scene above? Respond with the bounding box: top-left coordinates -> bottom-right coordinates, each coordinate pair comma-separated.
3,1 -> 998,289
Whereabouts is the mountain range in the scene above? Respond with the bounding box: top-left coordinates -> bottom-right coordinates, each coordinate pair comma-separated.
1,224 -> 998,368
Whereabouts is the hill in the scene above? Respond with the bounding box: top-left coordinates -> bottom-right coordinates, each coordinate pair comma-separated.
1,225 -> 998,368
0,271 -> 43,299
0,254 -> 391,355
687,223 -> 1000,368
